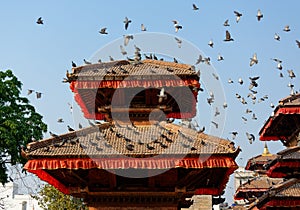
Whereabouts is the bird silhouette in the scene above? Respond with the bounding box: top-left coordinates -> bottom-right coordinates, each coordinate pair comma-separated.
99,27 -> 108,34
208,39 -> 214,48
283,25 -> 290,32
192,3 -> 199,10
234,11 -> 242,23
246,132 -> 255,144
256,9 -> 263,21
36,17 -> 43,24
36,92 -> 42,99
123,34 -> 134,46
123,17 -> 132,30
224,30 -> 234,41
174,37 -> 182,48
67,125 -> 75,132
141,23 -> 146,31
274,33 -> 280,41
27,89 -> 34,95
172,20 -> 182,32
158,88 -> 167,103
287,69 -> 296,79
250,53 -> 258,66
223,19 -> 230,27
296,40 -> 300,48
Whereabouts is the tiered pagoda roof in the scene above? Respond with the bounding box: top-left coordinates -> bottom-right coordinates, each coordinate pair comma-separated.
259,93 -> 300,146
23,121 -> 240,197
248,178 -> 300,209
265,146 -> 300,178
67,59 -> 200,121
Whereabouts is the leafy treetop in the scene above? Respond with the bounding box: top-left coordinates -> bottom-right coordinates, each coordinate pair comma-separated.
0,70 -> 47,184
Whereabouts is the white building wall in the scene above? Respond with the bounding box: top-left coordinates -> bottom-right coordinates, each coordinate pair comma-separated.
0,182 -> 42,210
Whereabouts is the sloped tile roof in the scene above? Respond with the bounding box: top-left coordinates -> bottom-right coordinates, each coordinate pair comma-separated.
24,122 -> 239,158
70,59 -> 199,80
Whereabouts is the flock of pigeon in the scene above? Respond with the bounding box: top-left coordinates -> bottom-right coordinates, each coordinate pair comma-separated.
34,3 -> 298,146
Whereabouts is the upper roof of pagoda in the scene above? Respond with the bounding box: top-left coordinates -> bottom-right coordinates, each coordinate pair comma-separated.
68,59 -> 200,84
66,59 -> 201,121
259,93 -> 300,143
245,143 -> 276,173
23,121 -> 240,160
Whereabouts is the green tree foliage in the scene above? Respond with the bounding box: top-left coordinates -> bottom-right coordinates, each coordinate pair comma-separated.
32,184 -> 88,210
0,70 -> 47,184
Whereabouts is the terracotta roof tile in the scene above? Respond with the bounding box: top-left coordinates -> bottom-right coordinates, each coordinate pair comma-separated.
279,93 -> 300,106
70,59 -> 198,81
24,122 -> 239,158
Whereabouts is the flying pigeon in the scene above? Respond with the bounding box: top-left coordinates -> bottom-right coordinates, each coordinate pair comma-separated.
287,69 -> 296,79
256,9 -> 263,21
123,17 -> 132,30
158,88 -> 167,103
36,17 -> 43,24
172,20 -> 182,32
234,11 -> 242,23
174,37 -> 182,48
192,3 -> 199,10
274,33 -> 280,41
224,30 -> 234,41
141,24 -> 146,31
123,34 -> 134,46
208,39 -> 214,48
120,45 -> 127,55
99,27 -> 108,34
246,132 -> 255,144
296,40 -> 300,48
217,54 -> 224,61
250,53 -> 258,66
283,25 -> 290,32
223,19 -> 230,27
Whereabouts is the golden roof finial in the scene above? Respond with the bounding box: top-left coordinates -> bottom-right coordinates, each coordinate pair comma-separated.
262,142 -> 272,156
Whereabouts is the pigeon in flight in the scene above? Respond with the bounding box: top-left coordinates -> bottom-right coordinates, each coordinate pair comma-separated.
36,92 -> 42,99
120,45 -> 127,55
99,27 -> 108,34
223,19 -> 230,27
123,34 -> 134,46
172,20 -> 182,32
208,39 -> 214,48
283,25 -> 291,32
234,11 -> 242,23
287,69 -> 296,79
123,17 -> 132,30
224,30 -> 234,41
296,40 -> 300,48
250,53 -> 258,66
27,89 -> 34,95
230,131 -> 238,140
141,24 -> 146,31
174,37 -> 182,48
36,17 -> 44,24
274,33 -> 280,41
217,53 -> 224,61
158,88 -> 167,103
256,9 -> 263,21
246,132 -> 255,144
192,3 -> 199,10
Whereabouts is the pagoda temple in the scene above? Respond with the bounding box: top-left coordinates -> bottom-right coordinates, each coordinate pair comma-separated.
23,59 -> 240,209
247,93 -> 300,209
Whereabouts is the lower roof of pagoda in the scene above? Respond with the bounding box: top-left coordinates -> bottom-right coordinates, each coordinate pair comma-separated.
234,175 -> 283,200
266,146 -> 300,178
24,121 -> 240,159
259,93 -> 300,141
248,178 -> 300,210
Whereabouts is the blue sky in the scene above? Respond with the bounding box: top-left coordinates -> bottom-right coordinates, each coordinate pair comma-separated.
1,0 -> 299,203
